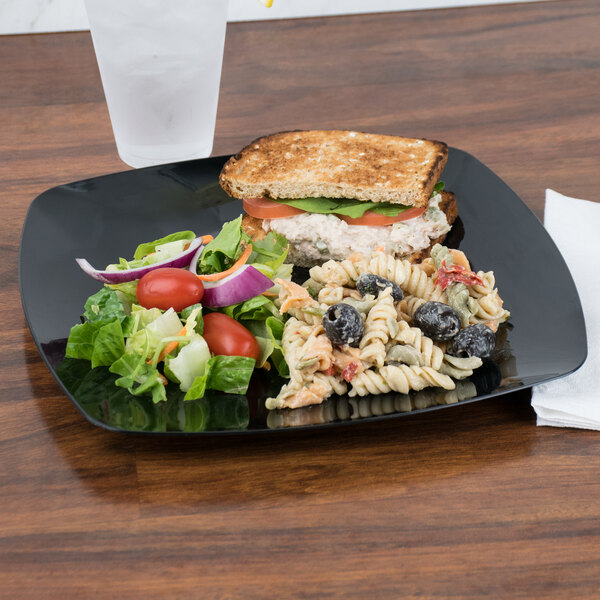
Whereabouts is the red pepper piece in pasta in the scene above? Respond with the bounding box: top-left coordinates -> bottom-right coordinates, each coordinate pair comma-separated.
341,362 -> 359,382
435,261 -> 485,291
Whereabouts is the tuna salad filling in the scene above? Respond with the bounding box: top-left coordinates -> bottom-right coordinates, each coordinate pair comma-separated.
262,193 -> 451,266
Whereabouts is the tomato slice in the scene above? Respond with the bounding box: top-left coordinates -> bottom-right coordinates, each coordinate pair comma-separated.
243,197 -> 427,225
243,197 -> 306,219
339,206 -> 427,226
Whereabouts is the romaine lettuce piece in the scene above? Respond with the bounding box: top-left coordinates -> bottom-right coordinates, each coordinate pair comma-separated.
66,288 -> 130,361
244,316 -> 288,376
198,216 -> 248,274
126,307 -> 183,358
133,231 -> 196,260
66,321 -> 98,361
90,319 -> 126,368
221,294 -> 280,322
130,304 -> 163,332
109,351 -> 167,404
83,287 -> 129,325
166,335 -> 211,392
249,231 -> 289,277
180,303 -> 204,334
184,355 -> 255,400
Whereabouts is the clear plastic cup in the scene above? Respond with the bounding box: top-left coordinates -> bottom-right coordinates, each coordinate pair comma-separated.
84,0 -> 228,168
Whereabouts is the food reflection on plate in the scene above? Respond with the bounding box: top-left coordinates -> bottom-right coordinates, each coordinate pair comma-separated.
55,355 -> 511,433
55,358 -> 249,433
266,359 -> 506,430
266,380 -> 478,429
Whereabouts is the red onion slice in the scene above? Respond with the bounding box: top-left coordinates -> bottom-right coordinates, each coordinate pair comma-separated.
202,265 -> 273,307
188,242 -> 206,276
75,237 -> 204,284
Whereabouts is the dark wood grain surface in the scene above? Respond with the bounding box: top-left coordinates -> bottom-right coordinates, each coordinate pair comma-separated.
2,1 -> 600,597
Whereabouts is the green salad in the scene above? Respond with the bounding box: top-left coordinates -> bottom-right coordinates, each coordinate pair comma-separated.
66,216 -> 291,404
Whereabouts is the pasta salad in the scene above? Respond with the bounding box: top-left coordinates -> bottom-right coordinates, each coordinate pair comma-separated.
266,244 -> 510,410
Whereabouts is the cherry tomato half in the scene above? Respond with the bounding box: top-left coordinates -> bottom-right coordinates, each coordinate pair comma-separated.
202,312 -> 260,361
136,268 -> 204,312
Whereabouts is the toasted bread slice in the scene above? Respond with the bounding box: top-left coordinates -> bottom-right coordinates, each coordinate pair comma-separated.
220,130 -> 448,208
242,191 -> 457,267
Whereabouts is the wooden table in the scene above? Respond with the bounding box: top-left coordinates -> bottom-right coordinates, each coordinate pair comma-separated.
2,1 -> 600,597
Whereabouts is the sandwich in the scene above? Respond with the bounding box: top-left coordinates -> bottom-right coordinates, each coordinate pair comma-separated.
219,130 -> 457,267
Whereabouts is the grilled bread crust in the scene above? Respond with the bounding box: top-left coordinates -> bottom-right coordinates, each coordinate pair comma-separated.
220,130 -> 448,208
241,214 -> 268,242
241,191 -> 457,267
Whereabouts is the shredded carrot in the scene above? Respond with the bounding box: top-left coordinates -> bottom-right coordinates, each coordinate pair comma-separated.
374,246 -> 384,252
158,373 -> 168,385
185,235 -> 213,251
197,243 -> 252,282
262,290 -> 279,297
147,325 -> 187,365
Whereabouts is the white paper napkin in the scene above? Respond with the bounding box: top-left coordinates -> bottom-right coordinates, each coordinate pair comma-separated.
531,189 -> 599,429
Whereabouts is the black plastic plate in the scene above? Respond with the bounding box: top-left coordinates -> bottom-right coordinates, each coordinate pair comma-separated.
19,149 -> 587,434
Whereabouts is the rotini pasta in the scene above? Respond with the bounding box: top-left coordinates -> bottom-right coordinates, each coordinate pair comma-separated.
385,344 -> 422,366
308,256 -> 368,287
265,372 -> 347,410
367,252 -> 412,286
468,271 -> 497,299
267,243 -> 509,412
317,285 -> 345,306
317,285 -> 361,306
438,354 -> 482,379
282,318 -> 334,384
468,290 -> 510,327
396,294 -> 427,323
277,278 -> 325,325
359,288 -> 396,368
368,251 -> 446,303
349,364 -> 455,397
402,263 -> 447,303
281,318 -> 318,384
282,317 -> 315,351
391,320 -> 444,369
296,331 -> 333,376
428,245 -> 510,329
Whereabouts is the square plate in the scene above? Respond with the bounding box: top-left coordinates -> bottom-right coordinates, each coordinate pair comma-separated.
19,149 -> 587,434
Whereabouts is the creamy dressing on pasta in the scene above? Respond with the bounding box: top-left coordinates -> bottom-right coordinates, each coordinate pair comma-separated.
262,193 -> 450,264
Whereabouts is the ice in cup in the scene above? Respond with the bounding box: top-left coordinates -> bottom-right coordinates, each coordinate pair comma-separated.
84,0 -> 229,168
